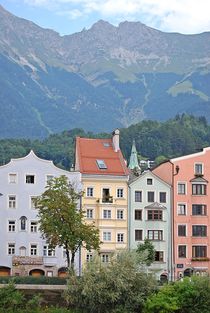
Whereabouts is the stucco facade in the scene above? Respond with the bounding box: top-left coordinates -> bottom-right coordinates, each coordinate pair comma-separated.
153,147 -> 210,279
0,151 -> 81,277
129,171 -> 172,281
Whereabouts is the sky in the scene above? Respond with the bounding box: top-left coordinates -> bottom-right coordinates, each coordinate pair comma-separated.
1,0 -> 210,36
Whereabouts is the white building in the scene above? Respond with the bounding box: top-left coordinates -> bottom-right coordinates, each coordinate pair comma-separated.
0,151 -> 81,277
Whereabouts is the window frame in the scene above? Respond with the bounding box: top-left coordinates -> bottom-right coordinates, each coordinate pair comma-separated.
177,203 -> 187,215
103,231 -> 111,241
178,245 -> 187,258
135,229 -> 143,241
159,192 -> 166,203
134,190 -> 142,202
86,187 -> 94,197
25,174 -> 35,184
177,182 -> 186,195
147,191 -> 155,203
192,225 -> 207,237
8,195 -> 16,209
135,209 -> 142,220
178,224 -> 187,237
147,230 -> 163,241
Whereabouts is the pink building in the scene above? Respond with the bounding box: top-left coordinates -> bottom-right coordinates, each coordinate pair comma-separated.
153,147 -> 210,280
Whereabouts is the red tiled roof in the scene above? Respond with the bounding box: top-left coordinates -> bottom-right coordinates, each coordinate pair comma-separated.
76,137 -> 129,176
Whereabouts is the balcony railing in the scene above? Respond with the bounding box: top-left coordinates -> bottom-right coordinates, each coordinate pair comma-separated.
102,196 -> 113,203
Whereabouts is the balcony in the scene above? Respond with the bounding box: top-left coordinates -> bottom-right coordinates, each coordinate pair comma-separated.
102,196 -> 113,204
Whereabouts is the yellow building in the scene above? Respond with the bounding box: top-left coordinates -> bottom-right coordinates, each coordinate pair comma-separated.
75,130 -> 129,264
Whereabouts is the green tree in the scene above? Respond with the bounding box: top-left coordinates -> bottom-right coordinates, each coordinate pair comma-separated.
35,175 -> 100,270
136,238 -> 156,266
144,276 -> 210,313
65,251 -> 157,313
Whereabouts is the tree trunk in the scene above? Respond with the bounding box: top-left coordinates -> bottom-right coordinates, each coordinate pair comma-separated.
66,249 -> 70,268
71,251 -> 75,271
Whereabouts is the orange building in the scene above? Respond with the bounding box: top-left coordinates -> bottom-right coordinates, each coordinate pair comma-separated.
75,130 -> 129,266
153,147 -> 210,279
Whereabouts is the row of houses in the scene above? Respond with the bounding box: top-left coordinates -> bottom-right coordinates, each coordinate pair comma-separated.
0,129 -> 209,281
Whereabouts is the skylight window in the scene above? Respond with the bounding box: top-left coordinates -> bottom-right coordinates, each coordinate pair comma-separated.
96,159 -> 107,169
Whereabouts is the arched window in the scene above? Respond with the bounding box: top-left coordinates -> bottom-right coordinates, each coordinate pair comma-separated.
20,216 -> 27,231
19,246 -> 26,257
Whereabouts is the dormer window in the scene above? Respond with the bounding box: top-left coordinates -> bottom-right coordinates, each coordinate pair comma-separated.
96,160 -> 107,169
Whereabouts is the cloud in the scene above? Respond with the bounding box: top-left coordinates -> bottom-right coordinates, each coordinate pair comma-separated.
22,0 -> 210,33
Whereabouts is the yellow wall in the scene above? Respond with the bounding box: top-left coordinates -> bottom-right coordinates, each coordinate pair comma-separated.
81,175 -> 128,265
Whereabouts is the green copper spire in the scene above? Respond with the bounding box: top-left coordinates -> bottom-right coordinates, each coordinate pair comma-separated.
128,140 -> 140,170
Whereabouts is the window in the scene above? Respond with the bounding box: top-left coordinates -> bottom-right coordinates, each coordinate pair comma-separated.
8,195 -> 16,209
155,251 -> 164,262
192,204 -> 207,216
147,178 -> 153,185
9,173 -> 17,184
117,210 -> 124,219
86,254 -> 93,262
178,245 -> 186,258
30,196 -> 37,209
178,183 -> 186,195
148,230 -> 163,241
46,175 -> 54,182
195,163 -> 203,175
30,221 -> 38,233
47,271 -> 53,277
8,243 -> 15,255
135,229 -> 143,241
117,188 -> 124,198
103,232 -> 111,241
101,254 -> 109,263
96,159 -> 107,169
30,244 -> 37,256
87,209 -> 93,219
43,245 -> 55,257
177,204 -> 186,215
192,246 -> 207,258
87,187 -> 94,197
103,210 -> 111,219
192,225 -> 207,237
147,210 -> 163,221
178,225 -> 186,236
8,221 -> 16,232
159,192 -> 166,203
135,191 -> 142,202
135,210 -> 142,220
102,188 -> 112,203
147,191 -> 154,202
19,246 -> 26,257
26,175 -> 35,184
192,184 -> 206,195
117,233 -> 124,243
20,216 -> 27,231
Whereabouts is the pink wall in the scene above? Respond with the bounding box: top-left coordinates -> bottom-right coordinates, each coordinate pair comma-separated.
172,148 -> 210,278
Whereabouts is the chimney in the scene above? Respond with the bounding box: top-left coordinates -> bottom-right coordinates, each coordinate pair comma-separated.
112,129 -> 120,152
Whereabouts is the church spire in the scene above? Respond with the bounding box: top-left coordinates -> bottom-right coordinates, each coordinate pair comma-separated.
128,139 -> 140,170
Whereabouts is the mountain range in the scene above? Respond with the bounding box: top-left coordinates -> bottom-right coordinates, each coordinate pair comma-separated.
0,5 -> 210,138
